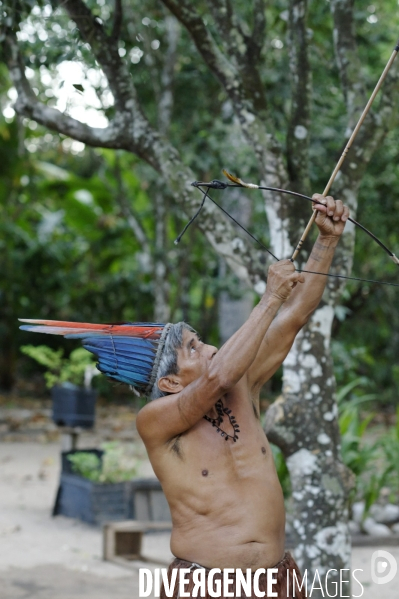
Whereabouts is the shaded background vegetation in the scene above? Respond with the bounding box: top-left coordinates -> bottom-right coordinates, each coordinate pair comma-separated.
1,0 -> 398,410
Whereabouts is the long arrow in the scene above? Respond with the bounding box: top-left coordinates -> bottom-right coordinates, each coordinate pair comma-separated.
291,36 -> 399,264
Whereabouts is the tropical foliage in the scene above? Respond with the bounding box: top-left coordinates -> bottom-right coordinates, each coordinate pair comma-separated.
20,344 -> 97,387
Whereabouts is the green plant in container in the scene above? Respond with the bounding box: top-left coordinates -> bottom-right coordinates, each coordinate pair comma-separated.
20,344 -> 98,388
67,442 -> 139,483
21,344 -> 99,428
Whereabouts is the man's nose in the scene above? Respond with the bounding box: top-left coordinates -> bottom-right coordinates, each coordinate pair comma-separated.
205,344 -> 218,359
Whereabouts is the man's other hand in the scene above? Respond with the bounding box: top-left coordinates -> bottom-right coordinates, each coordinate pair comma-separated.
265,260 -> 305,302
312,194 -> 350,238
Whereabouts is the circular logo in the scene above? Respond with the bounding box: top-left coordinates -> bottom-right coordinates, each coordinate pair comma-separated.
371,550 -> 398,585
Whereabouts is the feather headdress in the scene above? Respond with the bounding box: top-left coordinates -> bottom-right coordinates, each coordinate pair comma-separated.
19,319 -> 173,396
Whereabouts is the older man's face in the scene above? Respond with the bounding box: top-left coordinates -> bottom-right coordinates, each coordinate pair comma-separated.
175,328 -> 218,388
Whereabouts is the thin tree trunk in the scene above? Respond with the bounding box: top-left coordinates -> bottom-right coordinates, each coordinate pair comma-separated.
218,187 -> 254,344
153,15 -> 179,322
153,189 -> 171,322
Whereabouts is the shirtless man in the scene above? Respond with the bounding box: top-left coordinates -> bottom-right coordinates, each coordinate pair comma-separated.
19,195 -> 349,598
136,195 -> 350,597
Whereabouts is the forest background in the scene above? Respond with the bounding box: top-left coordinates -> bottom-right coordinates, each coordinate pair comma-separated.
1,0 -> 399,595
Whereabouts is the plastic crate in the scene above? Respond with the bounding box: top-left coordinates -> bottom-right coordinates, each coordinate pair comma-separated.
53,473 -> 131,525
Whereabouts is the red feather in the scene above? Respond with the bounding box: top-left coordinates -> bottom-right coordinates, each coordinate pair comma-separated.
18,319 -> 164,339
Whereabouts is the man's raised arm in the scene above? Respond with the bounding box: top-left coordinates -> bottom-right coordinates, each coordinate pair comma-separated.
247,195 -> 349,393
136,263 -> 304,445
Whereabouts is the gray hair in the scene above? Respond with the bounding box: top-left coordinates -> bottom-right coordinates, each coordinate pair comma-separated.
150,321 -> 196,400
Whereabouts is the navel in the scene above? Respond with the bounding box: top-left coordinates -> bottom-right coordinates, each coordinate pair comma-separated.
202,469 -> 209,477
261,447 -> 266,455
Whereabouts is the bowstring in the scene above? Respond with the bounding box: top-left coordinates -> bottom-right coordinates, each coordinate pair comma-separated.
175,185 -> 399,288
174,187 -> 210,245
199,190 -> 279,261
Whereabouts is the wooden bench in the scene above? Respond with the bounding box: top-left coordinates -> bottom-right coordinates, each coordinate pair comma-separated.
103,520 -> 172,568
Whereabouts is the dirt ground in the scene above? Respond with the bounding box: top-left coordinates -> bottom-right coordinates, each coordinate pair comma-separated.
0,402 -> 398,599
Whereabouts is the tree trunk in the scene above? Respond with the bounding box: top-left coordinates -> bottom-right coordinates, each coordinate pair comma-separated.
263,171 -> 359,595
218,261 -> 254,345
152,15 -> 179,323
265,316 -> 355,596
218,187 -> 254,344
153,188 -> 171,322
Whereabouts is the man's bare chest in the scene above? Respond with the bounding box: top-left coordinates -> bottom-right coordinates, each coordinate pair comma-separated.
162,397 -> 272,480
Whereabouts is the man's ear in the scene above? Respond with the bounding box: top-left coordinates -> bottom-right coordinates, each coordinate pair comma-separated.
157,376 -> 183,395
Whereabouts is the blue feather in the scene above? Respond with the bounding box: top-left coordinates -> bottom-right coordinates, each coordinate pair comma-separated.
97,357 -> 152,377
83,344 -> 155,364
97,355 -> 152,371
98,365 -> 149,384
80,337 -> 156,353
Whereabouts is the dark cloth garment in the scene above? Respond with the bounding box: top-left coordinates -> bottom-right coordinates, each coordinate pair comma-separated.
160,551 -> 306,598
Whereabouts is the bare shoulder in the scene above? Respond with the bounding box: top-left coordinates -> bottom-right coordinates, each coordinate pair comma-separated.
135,398 -> 165,442
135,401 -> 151,436
136,372 -> 238,448
135,388 -> 196,448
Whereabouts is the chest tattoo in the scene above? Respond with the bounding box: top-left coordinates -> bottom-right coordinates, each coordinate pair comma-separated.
203,398 -> 240,442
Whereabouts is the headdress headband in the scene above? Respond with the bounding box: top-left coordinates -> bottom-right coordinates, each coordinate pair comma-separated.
19,319 -> 173,396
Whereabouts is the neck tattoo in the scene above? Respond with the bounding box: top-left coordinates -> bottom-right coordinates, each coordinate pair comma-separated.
203,399 -> 240,442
